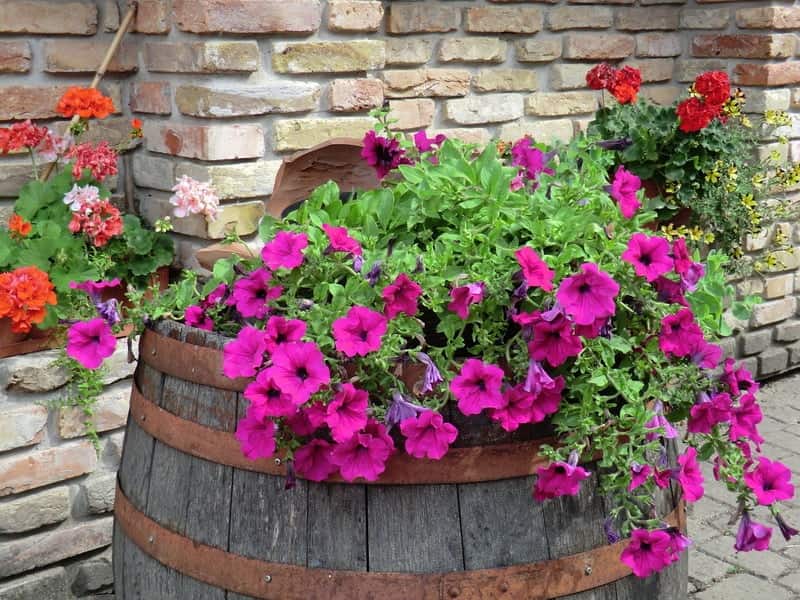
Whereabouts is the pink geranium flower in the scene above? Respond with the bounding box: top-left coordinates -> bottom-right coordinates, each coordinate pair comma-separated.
263,316 -> 306,354
659,308 -> 705,358
609,165 -> 642,219
66,318 -> 117,369
326,383 -> 369,443
382,273 -> 422,319
269,341 -> 331,405
293,439 -> 338,482
447,282 -> 486,320
399,410 -> 458,460
620,529 -> 673,578
671,238 -> 692,275
528,315 -> 583,367
734,512 -> 772,551
184,305 -> 214,331
688,392 -> 732,434
515,247 -> 554,292
228,268 -> 282,319
677,447 -> 704,503
332,306 -> 388,357
234,407 -> 276,460
629,463 -> 653,491
729,392 -> 763,444
330,419 -> 395,482
744,457 -> 794,505
450,358 -> 505,416
222,326 -> 268,379
533,461 -> 591,501
261,231 -> 308,271
244,368 -> 296,418
622,233 -> 674,282
322,224 -> 362,256
556,262 -> 619,326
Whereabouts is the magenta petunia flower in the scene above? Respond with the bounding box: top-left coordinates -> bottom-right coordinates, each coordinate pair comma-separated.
269,341 -> 331,405
66,317 -> 117,369
523,358 -> 553,395
722,358 -> 759,397
450,358 -> 505,416
228,268 -> 282,319
382,273 -> 422,319
688,392 -> 731,434
244,367 -> 296,418
659,308 -> 705,358
385,390 -> 426,429
665,529 -> 692,563
645,402 -> 678,441
222,326 -> 268,379
744,456 -> 795,505
528,315 -> 583,367
620,529 -> 674,578
332,305 -> 388,357
653,276 -> 689,307
326,383 -> 369,443
531,376 -> 564,422
490,385 -> 536,432
533,461 -> 591,502
510,173 -> 525,192
184,305 -> 214,331
293,439 -> 338,482
203,283 -> 228,307
285,402 -> 327,437
322,223 -> 363,257
628,463 -> 653,491
413,130 -> 446,153
399,409 -> 458,460
515,247 -> 554,292
260,231 -> 308,271
447,282 -> 486,320
653,468 -> 672,489
330,419 -> 395,482
622,233 -> 674,282
689,338 -> 722,370
729,392 -> 763,444
511,138 -> 554,183
671,238 -> 692,275
608,165 -> 642,219
775,512 -> 799,541
556,262 -> 619,326
234,406 -> 276,460
677,447 -> 704,503
681,262 -> 705,292
361,130 -> 412,179
69,278 -> 121,301
263,315 -> 307,354
734,511 -> 772,551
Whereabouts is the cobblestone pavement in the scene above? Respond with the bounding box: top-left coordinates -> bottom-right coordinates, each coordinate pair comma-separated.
687,373 -> 800,599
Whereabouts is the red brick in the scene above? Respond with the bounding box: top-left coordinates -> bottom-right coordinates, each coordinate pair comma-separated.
129,81 -> 172,115
466,7 -> 543,33
616,8 -> 679,31
0,442 -> 97,497
388,99 -> 435,130
387,3 -> 460,33
736,7 -> 800,30
0,0 -> 97,34
174,0 -> 321,34
43,40 -> 137,73
144,122 -> 265,160
134,0 -> 170,33
0,41 -> 30,73
0,85 -> 121,121
637,33 -> 682,57
734,63 -> 800,87
563,34 -> 635,59
692,34 -> 795,59
327,0 -> 383,32
329,79 -> 384,112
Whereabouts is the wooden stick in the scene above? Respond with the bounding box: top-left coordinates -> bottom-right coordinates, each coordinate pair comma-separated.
39,1 -> 138,182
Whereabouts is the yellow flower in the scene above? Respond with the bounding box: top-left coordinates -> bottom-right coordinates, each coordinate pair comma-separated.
764,110 -> 791,126
741,193 -> 755,209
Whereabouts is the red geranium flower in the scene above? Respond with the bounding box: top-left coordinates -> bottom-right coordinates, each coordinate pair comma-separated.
676,97 -> 718,133
694,71 -> 730,106
586,63 -> 616,90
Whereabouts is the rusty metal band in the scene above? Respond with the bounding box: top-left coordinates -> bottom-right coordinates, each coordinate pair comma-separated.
130,384 -> 557,485
138,328 -> 250,392
115,483 -> 684,600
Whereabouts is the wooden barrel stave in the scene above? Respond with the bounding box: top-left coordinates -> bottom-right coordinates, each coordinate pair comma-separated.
114,322 -> 687,599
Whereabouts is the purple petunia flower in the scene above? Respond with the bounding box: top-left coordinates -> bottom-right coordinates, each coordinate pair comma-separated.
361,131 -> 412,179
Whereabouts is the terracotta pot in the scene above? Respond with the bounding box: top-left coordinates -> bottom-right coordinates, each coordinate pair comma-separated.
641,179 -> 693,231
100,266 -> 171,309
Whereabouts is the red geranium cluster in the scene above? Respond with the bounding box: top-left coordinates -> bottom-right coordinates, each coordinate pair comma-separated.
0,120 -> 49,155
64,185 -> 124,247
0,266 -> 57,333
676,71 -> 731,133
56,87 -> 115,120
586,63 -> 642,105
66,141 -> 119,182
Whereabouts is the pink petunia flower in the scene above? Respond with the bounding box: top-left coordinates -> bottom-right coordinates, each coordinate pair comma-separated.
322,224 -> 362,256
530,376 -> 564,422
659,308 -> 705,358
330,419 -> 395,482
332,306 -> 388,357
722,359 -> 759,397
234,406 -> 276,460
653,468 -> 672,489
269,341 -> 331,405
450,358 -> 505,416
244,368 -> 296,418
653,276 -> 689,307
361,130 -> 412,179
184,305 -> 214,331
608,165 -> 642,219
399,410 -> 458,460
510,173 -> 525,192
528,315 -> 583,367
413,130 -> 446,153
620,529 -> 674,578
671,238 -> 692,275
285,402 -> 327,437
744,457 -> 795,505
533,461 -> 591,502
734,512 -> 772,551
326,383 -> 369,443
688,392 -> 732,434
66,318 -> 117,369
515,247 -> 554,292
447,282 -> 486,320
490,385 -> 536,432
645,402 -> 678,441
511,138 -> 554,184
689,338 -> 723,370
228,268 -> 282,319
293,439 -> 338,482
556,262 -> 619,326
69,278 -> 121,300
729,392 -> 763,444
382,273 -> 422,319
263,316 -> 307,354
622,233 -> 674,282
677,447 -> 705,503
261,231 -> 308,271
629,463 -> 653,491
222,326 -> 268,379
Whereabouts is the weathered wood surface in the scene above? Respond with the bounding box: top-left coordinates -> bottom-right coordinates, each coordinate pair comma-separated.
115,321 -> 687,599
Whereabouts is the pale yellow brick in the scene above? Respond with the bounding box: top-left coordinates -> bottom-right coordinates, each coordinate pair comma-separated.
274,117 -> 374,152
272,40 -> 385,74
525,92 -> 599,117
473,69 -> 538,93
439,38 -> 507,64
388,99 -> 435,130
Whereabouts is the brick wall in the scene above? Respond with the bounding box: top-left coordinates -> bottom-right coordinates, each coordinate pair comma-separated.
0,0 -> 799,594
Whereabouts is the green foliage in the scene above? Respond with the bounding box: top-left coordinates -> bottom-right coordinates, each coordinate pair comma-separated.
53,352 -> 108,452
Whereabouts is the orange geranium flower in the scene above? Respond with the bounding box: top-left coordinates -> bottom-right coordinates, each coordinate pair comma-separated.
0,266 -> 57,333
56,87 -> 116,120
8,214 -> 32,237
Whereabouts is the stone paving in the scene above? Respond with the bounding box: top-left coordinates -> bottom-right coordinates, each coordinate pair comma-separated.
687,373 -> 800,599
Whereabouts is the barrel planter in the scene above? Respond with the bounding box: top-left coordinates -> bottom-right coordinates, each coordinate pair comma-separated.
114,321 -> 688,599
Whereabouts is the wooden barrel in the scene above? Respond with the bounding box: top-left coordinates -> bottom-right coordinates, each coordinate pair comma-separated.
114,321 -> 688,599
